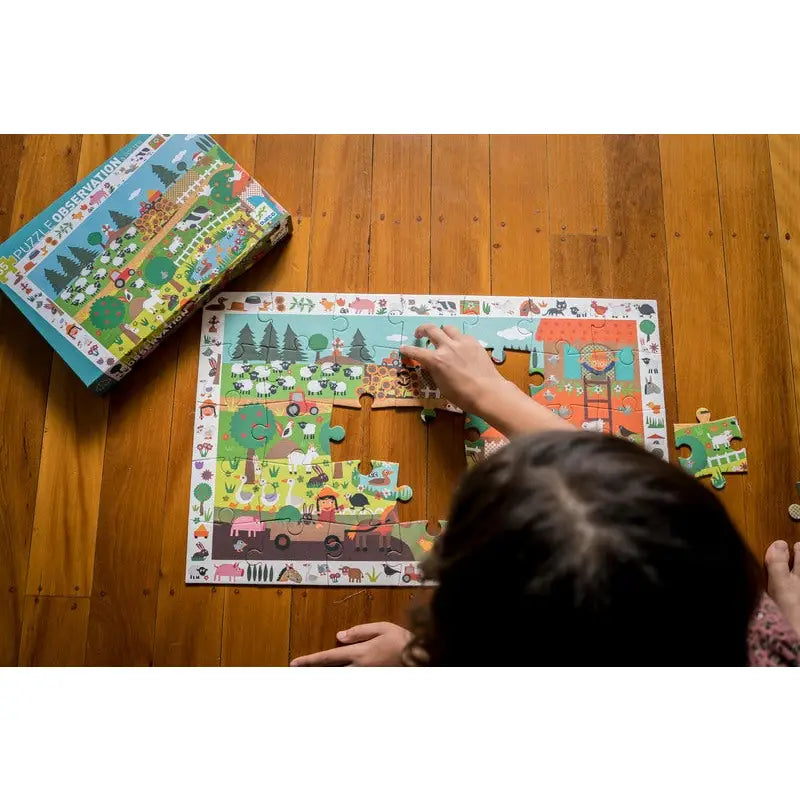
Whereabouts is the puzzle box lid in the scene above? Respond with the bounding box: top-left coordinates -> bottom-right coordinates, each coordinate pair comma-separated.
0,134 -> 291,392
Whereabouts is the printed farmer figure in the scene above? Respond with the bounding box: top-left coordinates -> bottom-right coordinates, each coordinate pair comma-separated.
315,486 -> 340,522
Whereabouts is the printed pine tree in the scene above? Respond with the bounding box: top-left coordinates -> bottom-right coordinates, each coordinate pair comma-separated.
152,163 -> 180,188
68,245 -> 98,269
44,268 -> 69,293
281,324 -> 306,362
57,253 -> 82,280
232,322 -> 261,361
109,209 -> 135,229
347,329 -> 371,362
259,321 -> 280,361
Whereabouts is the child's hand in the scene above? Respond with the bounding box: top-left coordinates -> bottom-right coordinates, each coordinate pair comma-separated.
289,622 -> 411,666
399,324 -> 507,414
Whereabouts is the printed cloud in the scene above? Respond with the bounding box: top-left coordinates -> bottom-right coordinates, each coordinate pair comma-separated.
496,326 -> 531,341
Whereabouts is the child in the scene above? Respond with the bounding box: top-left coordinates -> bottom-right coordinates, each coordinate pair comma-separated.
290,324 -> 800,666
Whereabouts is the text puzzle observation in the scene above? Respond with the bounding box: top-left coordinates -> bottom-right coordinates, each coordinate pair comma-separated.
188,292 -> 665,586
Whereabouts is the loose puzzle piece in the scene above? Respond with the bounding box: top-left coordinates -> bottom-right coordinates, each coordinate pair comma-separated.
188,293 -> 667,584
674,407 -> 747,489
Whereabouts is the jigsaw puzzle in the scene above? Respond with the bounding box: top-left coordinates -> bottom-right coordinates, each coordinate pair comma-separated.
188,293 -> 665,585
674,406 -> 747,489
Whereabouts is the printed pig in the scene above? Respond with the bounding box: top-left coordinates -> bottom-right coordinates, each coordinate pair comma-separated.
214,562 -> 244,582
348,297 -> 375,314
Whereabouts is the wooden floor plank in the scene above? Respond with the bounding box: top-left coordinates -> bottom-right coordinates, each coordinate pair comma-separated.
0,135 -> 82,665
768,135 -> 800,436
428,135 -> 490,522
490,134 -> 551,298
84,340 -> 180,665
253,135 -> 316,291
603,135 -> 678,445
547,135 -> 608,235
659,135 -> 747,535
18,596 -> 90,666
290,134 -> 374,662
715,135 -> 800,553
26,138 -> 130,600
221,586 -> 291,666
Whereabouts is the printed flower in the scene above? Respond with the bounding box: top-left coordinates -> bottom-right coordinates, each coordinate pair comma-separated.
614,384 -> 622,393
593,385 -> 604,395
201,469 -> 213,481
564,383 -> 573,392
576,387 -> 584,395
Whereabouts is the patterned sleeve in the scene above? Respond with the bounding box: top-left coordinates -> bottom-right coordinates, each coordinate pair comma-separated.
747,592 -> 800,666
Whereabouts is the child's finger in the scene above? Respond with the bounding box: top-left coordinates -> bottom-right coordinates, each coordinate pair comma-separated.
441,324 -> 463,340
337,622 -> 390,643
414,323 -> 450,346
290,646 -> 356,666
399,344 -> 433,365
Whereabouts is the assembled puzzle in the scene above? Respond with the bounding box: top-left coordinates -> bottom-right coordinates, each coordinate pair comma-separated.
188,292 -> 665,586
0,135 -> 290,392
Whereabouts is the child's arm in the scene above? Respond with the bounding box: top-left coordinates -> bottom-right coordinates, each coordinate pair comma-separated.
399,324 -> 573,438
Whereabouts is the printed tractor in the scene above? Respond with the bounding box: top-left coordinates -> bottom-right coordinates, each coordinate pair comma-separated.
110,267 -> 135,288
402,564 -> 422,583
285,390 -> 319,418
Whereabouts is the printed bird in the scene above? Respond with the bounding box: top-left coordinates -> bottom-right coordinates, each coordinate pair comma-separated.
646,401 -> 662,414
618,425 -> 636,440
281,420 -> 294,439
383,563 -> 401,576
590,300 -> 608,316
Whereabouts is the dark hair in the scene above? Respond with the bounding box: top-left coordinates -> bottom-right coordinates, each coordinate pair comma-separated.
407,430 -> 760,666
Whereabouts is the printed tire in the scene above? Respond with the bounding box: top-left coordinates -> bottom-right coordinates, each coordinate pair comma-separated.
274,534 -> 291,550
309,405 -> 319,416
286,403 -> 300,417
114,278 -> 125,288
324,534 -> 343,557
402,574 -> 411,583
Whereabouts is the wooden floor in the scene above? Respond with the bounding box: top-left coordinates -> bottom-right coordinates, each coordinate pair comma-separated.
1,135 -> 799,666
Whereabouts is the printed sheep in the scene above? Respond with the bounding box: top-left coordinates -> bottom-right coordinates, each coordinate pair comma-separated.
74,277 -> 88,289
84,283 -> 99,296
299,365 -> 316,379
251,365 -> 271,379
255,381 -> 276,397
93,268 -> 107,279
80,266 -> 92,277
320,362 -> 336,375
278,375 -> 296,390
231,364 -> 247,376
270,360 -> 289,372
306,380 -> 324,395
332,381 -> 347,395
344,365 -> 363,379
232,379 -> 253,394
298,421 -> 316,439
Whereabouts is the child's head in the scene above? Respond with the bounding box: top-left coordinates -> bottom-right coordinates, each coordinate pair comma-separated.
408,430 -> 760,665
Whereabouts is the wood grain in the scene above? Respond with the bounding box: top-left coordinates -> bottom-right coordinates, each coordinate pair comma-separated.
25,138 -> 130,599
547,135 -> 607,235
221,586 -> 291,666
18,596 -> 90,666
715,135 -> 800,552
0,135 -> 82,665
84,341 -> 179,665
252,135 -> 315,291
659,135 -> 746,534
768,136 -> 800,435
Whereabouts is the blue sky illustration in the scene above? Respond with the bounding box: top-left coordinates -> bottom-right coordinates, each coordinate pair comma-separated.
30,135 -> 220,293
